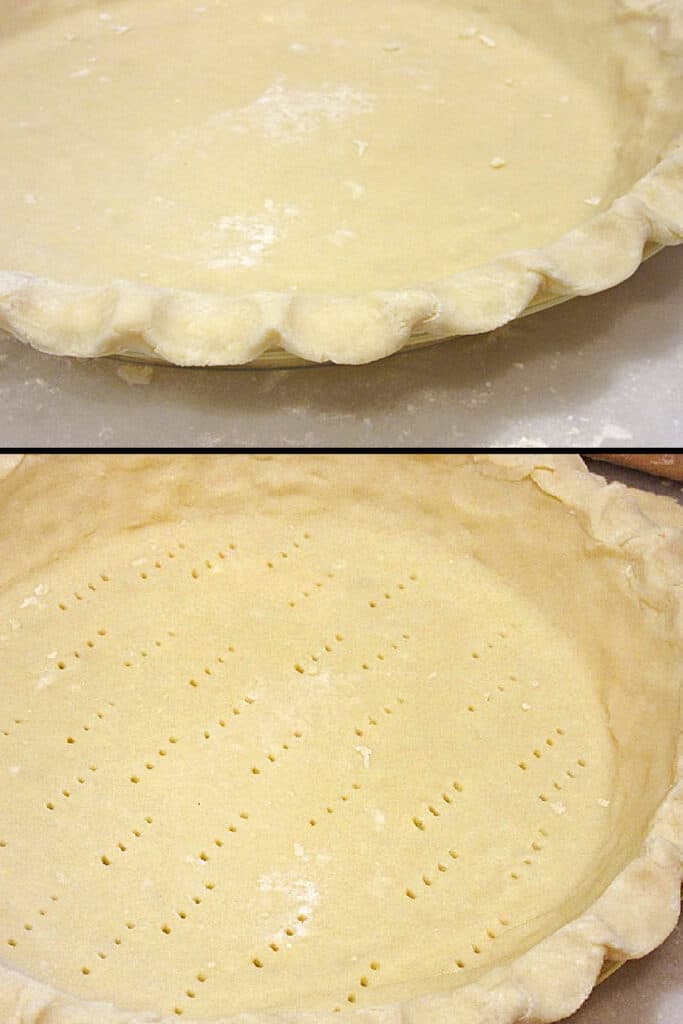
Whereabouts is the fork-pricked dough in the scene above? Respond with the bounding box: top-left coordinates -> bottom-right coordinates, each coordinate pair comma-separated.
0,454 -> 681,1024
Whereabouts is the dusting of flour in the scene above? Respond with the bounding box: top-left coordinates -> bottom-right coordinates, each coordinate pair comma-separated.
204,199 -> 301,270
257,872 -> 320,939
219,76 -> 375,142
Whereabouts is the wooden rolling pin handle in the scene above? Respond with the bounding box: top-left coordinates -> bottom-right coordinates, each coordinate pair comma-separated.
590,454 -> 683,482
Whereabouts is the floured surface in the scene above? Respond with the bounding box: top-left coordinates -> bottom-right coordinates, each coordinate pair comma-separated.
0,456 -> 679,1020
0,0 -> 626,293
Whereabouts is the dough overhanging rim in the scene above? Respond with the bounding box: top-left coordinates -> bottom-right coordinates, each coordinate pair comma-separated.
0,453 -> 680,1024
0,0 -> 682,365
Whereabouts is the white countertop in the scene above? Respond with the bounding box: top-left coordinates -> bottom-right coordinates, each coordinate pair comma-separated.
1,246 -> 681,447
569,921 -> 682,1024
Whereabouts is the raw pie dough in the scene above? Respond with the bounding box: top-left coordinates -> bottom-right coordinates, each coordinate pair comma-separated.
0,1 -> 682,363
0,454 -> 682,1024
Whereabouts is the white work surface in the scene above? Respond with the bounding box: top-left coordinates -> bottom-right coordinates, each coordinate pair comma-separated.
0,247 -> 681,448
568,923 -> 682,1024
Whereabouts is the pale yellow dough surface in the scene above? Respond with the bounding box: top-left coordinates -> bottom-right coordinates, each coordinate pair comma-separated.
0,455 -> 681,1023
1,1 -> 683,364
0,0 -> 649,293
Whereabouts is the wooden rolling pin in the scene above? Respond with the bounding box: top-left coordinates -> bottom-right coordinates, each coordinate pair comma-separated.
590,454 -> 683,481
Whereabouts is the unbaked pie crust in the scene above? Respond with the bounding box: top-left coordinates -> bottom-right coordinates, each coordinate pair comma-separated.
0,1 -> 682,364
0,454 -> 681,1024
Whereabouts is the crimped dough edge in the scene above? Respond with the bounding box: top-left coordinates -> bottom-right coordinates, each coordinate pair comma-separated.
0,2 -> 682,366
0,453 -> 681,1024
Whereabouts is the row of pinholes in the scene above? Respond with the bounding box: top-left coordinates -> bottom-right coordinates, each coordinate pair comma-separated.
367,573 -> 418,609
128,693 -> 257,785
453,916 -> 511,970
265,531 -> 312,571
354,694 -> 407,739
308,780 -> 363,828
177,868 -> 395,1015
405,846 -> 460,900
148,791 -> 255,967
5,894 -> 61,950
358,630 -> 411,674
249,728 -> 303,777
16,532 -> 297,969
404,781 -> 557,900
123,630 -> 176,668
411,779 -> 465,833
537,757 -> 589,806
96,755 -> 261,964
100,814 -> 155,866
294,627 -> 411,679
168,726 -> 304,866
508,759 -> 589,885
81,752 -> 584,988
517,727 -> 566,770
161,879 -> 218,937
466,672 -> 520,713
464,619 -> 525,711
251,909 -> 310,968
57,540 -> 196,614
172,962 -> 215,1014
287,569 -> 336,608
1,653 -> 104,741
294,632 -> 344,674
45,709 -> 118,808
188,646 -> 236,689
79,879 -> 219,979
468,621 -> 521,663
332,961 -> 382,1010
7,547 -> 182,740
33,570 -> 519,998
55,627 -> 108,672
82,648 -> 264,972
508,826 -> 550,882
189,544 -> 237,580
64,700 -> 117,746
57,572 -> 112,613
45,761 -> 99,810
137,541 -> 187,582
55,535 -> 207,615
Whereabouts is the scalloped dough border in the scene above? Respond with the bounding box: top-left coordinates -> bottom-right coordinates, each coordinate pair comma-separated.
0,453 -> 681,1024
0,2 -> 682,365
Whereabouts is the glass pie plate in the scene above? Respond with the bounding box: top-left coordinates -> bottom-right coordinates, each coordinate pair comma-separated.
108,242 -> 665,371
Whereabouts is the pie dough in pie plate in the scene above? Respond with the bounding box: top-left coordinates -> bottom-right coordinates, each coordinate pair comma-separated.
0,0 -> 682,366
0,453 -> 682,1024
